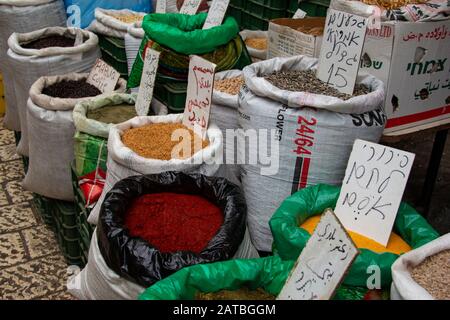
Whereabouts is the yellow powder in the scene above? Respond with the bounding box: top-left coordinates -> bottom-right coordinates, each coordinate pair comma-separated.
300,215 -> 411,255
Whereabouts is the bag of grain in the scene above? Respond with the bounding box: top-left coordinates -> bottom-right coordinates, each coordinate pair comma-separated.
239,55 -> 386,252
88,8 -> 146,38
23,73 -> 127,201
87,114 -> 223,224
391,233 -> 450,300
73,93 -> 168,177
124,21 -> 144,81
0,0 -> 66,131
240,30 -> 268,61
7,26 -> 100,156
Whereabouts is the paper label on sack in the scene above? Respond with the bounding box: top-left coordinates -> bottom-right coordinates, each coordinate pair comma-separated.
317,9 -> 368,95
203,0 -> 230,30
155,0 -> 167,13
182,55 -> 216,139
278,209 -> 358,300
180,0 -> 202,15
334,139 -> 415,246
293,9 -> 307,19
135,49 -> 160,116
86,59 -> 120,93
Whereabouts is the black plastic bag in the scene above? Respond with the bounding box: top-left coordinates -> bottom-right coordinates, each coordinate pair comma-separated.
97,171 -> 247,287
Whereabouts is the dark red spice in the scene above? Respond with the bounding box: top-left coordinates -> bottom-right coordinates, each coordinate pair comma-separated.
124,193 -> 224,254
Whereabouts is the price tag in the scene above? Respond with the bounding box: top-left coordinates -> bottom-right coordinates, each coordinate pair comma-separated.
203,0 -> 230,30
334,139 -> 415,246
155,0 -> 167,13
179,0 -> 202,15
278,209 -> 358,300
316,9 -> 368,95
135,49 -> 160,116
293,8 -> 307,19
86,59 -> 120,93
182,55 -> 216,139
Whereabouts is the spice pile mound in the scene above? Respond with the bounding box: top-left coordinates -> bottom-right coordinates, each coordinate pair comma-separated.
122,123 -> 209,160
124,193 -> 223,254
22,35 -> 75,49
214,76 -> 245,95
196,288 -> 275,300
296,25 -> 324,36
110,14 -> 144,24
360,0 -> 429,10
87,104 -> 137,124
42,80 -> 101,99
265,70 -> 369,100
301,216 -> 411,255
245,38 -> 267,50
411,250 -> 450,300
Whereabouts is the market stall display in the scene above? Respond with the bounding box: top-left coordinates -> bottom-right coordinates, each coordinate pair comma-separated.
87,114 -> 223,224
23,73 -> 127,201
7,27 -> 101,156
269,184 -> 440,288
239,55 -> 386,252
0,0 -> 66,132
391,233 -> 450,300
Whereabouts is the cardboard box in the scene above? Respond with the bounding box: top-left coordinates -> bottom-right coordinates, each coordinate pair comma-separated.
268,17 -> 325,59
360,20 -> 450,133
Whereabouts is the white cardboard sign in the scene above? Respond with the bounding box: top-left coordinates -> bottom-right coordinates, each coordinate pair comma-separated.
203,0 -> 230,30
155,0 -> 167,13
293,9 -> 307,19
86,59 -> 120,93
182,55 -> 216,139
334,139 -> 415,246
317,9 -> 368,95
278,209 -> 358,300
135,48 -> 160,116
179,0 -> 202,15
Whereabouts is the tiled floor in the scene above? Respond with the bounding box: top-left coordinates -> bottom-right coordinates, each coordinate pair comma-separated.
0,117 -> 73,300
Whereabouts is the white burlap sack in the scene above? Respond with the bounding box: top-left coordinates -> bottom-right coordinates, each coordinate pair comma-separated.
0,0 -> 66,131
125,22 -> 144,80
391,233 -> 450,300
239,55 -> 386,252
88,114 -> 223,224
68,231 -> 145,300
240,30 -> 268,61
211,69 -> 243,183
7,27 -> 100,156
89,8 -> 146,38
23,73 -> 127,201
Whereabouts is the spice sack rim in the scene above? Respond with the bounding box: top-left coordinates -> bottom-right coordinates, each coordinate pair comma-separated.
127,21 -> 144,39
73,93 -> 138,139
0,0 -> 56,6
8,27 -> 99,57
29,73 -> 127,111
212,69 -> 243,108
109,114 -> 223,167
243,55 -> 385,114
95,8 -> 147,33
97,172 -> 247,287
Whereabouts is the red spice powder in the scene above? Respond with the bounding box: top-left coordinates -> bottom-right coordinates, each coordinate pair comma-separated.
124,192 -> 224,254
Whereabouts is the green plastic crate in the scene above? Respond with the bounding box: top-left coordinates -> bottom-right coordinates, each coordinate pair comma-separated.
251,0 -> 287,10
246,0 -> 287,19
288,0 -> 330,17
98,35 -> 127,61
101,49 -> 129,79
242,10 -> 269,30
230,0 -> 244,7
154,82 -> 187,113
32,194 -> 55,230
227,4 -> 243,27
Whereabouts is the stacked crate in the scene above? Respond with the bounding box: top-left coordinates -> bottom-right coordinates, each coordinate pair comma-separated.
98,35 -> 129,80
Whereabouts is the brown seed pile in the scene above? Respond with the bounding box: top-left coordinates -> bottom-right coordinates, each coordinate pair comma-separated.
265,70 -> 369,100
22,35 -> 75,49
42,80 -> 101,98
296,26 -> 324,36
360,0 -> 429,10
111,14 -> 144,23
410,249 -> 450,300
122,123 -> 209,160
196,288 -> 275,300
214,76 -> 245,95
245,38 -> 268,50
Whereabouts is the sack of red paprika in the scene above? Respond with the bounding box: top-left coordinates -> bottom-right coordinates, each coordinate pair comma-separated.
96,171 -> 248,288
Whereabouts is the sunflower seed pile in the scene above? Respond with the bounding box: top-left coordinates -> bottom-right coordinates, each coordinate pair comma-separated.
264,70 -> 369,100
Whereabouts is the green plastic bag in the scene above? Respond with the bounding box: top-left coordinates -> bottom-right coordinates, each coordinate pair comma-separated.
138,256 -> 368,300
74,132 -> 108,177
269,184 -> 440,288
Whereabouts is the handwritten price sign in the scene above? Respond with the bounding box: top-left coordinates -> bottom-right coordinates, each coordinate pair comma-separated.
182,55 -> 216,138
317,9 -> 367,95
179,0 -> 202,15
135,48 -> 160,116
203,0 -> 230,30
86,59 -> 120,93
278,210 -> 358,300
334,139 -> 415,246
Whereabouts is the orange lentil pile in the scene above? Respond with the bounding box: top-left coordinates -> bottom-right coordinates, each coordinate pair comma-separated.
245,38 -> 268,50
122,123 -> 209,160
300,215 -> 412,255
